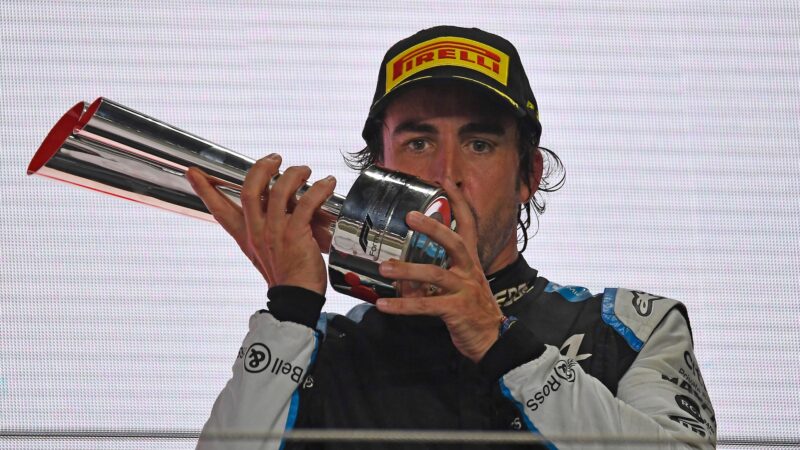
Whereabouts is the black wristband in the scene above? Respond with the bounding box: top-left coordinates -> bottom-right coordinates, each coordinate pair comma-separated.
499,315 -> 518,336
479,321 -> 546,380
266,285 -> 326,330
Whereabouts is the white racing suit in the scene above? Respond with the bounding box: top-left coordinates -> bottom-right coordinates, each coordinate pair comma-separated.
198,256 -> 716,449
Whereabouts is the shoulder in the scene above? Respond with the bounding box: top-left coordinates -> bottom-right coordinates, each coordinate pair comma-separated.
600,287 -> 690,352
534,282 -> 691,353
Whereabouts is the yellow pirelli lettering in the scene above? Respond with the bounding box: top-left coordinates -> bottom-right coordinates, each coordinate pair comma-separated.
386,36 -> 510,93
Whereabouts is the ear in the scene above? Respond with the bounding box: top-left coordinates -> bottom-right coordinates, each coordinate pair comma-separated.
519,148 -> 544,203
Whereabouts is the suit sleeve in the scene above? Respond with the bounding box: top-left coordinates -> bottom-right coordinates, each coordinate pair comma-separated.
196,286 -> 325,450
493,308 -> 716,449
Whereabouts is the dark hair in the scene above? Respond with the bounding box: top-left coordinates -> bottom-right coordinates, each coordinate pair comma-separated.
347,117 -> 565,253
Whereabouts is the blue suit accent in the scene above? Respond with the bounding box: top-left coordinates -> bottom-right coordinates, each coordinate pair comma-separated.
601,288 -> 644,352
280,333 -> 320,450
544,282 -> 592,302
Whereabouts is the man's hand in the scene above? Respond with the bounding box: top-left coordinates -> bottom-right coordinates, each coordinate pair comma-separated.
375,178 -> 503,363
186,154 -> 336,296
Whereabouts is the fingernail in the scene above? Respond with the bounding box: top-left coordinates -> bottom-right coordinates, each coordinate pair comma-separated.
407,211 -> 423,224
376,299 -> 388,308
266,153 -> 280,160
324,175 -> 336,183
380,261 -> 395,274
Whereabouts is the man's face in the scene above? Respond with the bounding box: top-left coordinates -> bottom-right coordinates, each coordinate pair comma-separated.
379,83 -> 532,274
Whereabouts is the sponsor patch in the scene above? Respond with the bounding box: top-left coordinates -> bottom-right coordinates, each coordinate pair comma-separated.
631,290 -> 667,316
675,394 -> 704,422
525,359 -> 577,412
661,373 -> 716,434
545,282 -> 592,303
603,288 -> 681,352
386,36 -> 510,93
240,342 -> 305,383
243,343 -> 271,373
358,214 -> 373,254
668,415 -> 706,437
553,359 -> 577,382
495,281 -> 531,307
560,333 -> 592,362
661,373 -> 712,417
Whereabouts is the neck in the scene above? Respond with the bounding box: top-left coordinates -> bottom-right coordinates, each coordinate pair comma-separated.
484,240 -> 520,275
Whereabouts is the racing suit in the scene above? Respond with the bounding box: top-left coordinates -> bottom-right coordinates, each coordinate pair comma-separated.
198,255 -> 716,449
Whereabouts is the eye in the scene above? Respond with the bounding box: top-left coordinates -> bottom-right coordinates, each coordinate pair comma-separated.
406,139 -> 430,153
468,139 -> 494,153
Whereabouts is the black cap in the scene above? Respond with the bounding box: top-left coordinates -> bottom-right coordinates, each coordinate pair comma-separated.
363,26 -> 541,143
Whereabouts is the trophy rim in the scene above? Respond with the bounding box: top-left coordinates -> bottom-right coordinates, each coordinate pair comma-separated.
27,101 -> 84,175
75,97 -> 102,131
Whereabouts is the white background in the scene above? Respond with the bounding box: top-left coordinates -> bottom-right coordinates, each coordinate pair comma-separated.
1,1 -> 798,449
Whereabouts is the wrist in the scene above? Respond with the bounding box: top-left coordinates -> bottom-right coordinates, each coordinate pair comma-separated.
499,314 -> 518,336
471,314 -> 517,364
478,318 -> 546,380
267,285 -> 326,329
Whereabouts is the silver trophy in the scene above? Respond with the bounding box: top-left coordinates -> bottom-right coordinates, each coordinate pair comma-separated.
28,98 -> 452,302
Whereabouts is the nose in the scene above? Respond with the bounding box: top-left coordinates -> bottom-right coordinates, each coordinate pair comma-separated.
431,138 -> 463,188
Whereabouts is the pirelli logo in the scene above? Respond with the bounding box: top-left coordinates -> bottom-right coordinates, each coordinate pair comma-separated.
386,36 -> 510,93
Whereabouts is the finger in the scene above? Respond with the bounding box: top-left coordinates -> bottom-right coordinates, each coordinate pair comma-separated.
406,211 -> 473,269
375,295 -> 451,316
188,168 -> 246,215
241,154 -> 282,231
379,259 -> 460,292
441,177 -> 478,247
268,165 -> 311,225
187,167 -> 246,235
288,175 -> 336,231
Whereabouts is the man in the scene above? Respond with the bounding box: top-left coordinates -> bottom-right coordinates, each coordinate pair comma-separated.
189,26 -> 716,449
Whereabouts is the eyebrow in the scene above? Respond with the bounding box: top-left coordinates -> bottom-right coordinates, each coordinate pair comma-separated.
392,121 -> 438,136
458,122 -> 506,137
391,120 -> 507,138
